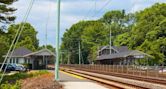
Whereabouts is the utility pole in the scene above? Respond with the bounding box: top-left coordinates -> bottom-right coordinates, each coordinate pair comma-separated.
61,52 -> 63,64
79,41 -> 81,65
109,24 -> 112,55
67,52 -> 70,64
55,0 -> 61,81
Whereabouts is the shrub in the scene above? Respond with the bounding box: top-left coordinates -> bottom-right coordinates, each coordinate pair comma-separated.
0,70 -> 49,89
0,81 -> 21,89
2,70 -> 49,83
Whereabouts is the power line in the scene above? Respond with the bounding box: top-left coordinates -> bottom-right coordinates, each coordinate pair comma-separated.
82,0 -> 96,20
45,0 -> 52,48
0,0 -> 35,83
91,0 -> 111,18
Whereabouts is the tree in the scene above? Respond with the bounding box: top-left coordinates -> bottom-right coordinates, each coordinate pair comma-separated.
81,21 -> 109,62
17,37 -> 36,51
61,21 -> 92,64
61,21 -> 109,64
101,10 -> 133,45
0,0 -> 17,31
115,3 -> 166,65
0,35 -> 9,62
61,3 -> 166,65
38,45 -> 55,52
7,23 -> 39,50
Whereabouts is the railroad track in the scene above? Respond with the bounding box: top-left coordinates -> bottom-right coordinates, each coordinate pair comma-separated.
62,67 -> 166,86
61,68 -> 148,89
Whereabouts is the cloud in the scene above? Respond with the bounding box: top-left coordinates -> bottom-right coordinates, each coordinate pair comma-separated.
130,0 -> 166,13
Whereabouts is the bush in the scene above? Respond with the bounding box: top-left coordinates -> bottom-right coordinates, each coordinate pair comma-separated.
0,81 -> 21,89
2,70 -> 49,83
0,70 -> 49,89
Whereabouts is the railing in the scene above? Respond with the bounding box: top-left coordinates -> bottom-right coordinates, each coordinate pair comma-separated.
61,64 -> 166,79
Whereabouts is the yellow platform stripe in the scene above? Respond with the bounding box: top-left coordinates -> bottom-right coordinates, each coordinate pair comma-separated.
60,70 -> 85,80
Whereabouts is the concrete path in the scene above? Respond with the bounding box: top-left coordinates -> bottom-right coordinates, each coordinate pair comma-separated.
62,82 -> 108,89
52,70 -> 108,89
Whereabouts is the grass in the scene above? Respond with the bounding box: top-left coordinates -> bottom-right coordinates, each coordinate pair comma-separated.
0,70 -> 49,89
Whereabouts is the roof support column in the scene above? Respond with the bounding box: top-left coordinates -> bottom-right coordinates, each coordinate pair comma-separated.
46,56 -> 48,69
43,55 -> 45,69
15,58 -> 16,64
32,58 -> 34,69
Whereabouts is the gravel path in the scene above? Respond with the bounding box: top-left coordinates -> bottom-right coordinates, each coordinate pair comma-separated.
21,73 -> 63,89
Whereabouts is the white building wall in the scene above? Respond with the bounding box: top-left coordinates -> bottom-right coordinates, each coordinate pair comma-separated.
18,58 -> 25,64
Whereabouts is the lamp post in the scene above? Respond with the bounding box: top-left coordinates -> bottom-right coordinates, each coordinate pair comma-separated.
55,0 -> 61,81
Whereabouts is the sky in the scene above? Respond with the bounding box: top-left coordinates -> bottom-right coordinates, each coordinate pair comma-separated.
13,0 -> 166,47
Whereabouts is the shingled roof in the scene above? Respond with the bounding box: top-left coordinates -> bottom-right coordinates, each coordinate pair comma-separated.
99,46 -> 129,53
24,48 -> 55,57
97,46 -> 153,60
5,47 -> 32,57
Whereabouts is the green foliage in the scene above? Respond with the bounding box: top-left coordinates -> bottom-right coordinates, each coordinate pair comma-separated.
61,3 -> 166,65
114,32 -> 130,46
2,70 -> 49,83
81,21 -> 109,61
7,23 -> 39,51
38,45 -> 55,52
0,23 -> 39,62
61,21 -> 101,64
0,81 -> 21,89
61,10 -> 131,64
0,0 -> 17,26
114,3 -> 166,65
0,35 -> 9,62
0,70 -> 48,89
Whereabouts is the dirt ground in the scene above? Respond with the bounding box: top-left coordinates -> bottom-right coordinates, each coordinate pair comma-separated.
21,73 -> 63,89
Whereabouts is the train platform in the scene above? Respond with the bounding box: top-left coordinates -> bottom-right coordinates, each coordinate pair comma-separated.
52,70 -> 108,89
63,68 -> 166,89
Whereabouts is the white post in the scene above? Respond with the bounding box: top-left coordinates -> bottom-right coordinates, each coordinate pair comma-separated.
15,58 -> 16,64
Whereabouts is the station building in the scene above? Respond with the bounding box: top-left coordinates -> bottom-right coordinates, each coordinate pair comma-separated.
3,47 -> 55,69
96,46 -> 152,65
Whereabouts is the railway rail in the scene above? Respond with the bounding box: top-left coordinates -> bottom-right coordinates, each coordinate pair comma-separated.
61,68 -> 146,89
60,64 -> 166,89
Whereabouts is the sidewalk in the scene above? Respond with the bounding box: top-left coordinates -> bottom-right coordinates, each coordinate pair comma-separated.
61,82 -> 108,89
57,71 -> 108,89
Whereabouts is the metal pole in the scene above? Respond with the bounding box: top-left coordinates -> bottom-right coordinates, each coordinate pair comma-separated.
67,51 -> 70,64
55,0 -> 61,81
79,41 -> 81,64
109,24 -> 112,55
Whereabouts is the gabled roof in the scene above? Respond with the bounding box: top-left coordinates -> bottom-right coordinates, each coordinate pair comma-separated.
99,46 -> 129,53
97,50 -> 153,61
24,48 -> 55,57
113,46 -> 129,53
5,47 -> 32,57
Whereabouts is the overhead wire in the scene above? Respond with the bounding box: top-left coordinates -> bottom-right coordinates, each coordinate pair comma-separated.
45,0 -> 52,48
0,0 -> 35,72
0,0 -> 35,83
82,0 -> 97,20
91,0 -> 112,18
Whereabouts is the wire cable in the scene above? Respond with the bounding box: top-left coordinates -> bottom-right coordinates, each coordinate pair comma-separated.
82,0 -> 96,20
0,0 -> 35,83
91,0 -> 111,18
45,0 -> 52,48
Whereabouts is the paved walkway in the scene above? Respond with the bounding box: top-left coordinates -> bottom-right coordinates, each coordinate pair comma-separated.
52,70 -> 108,89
